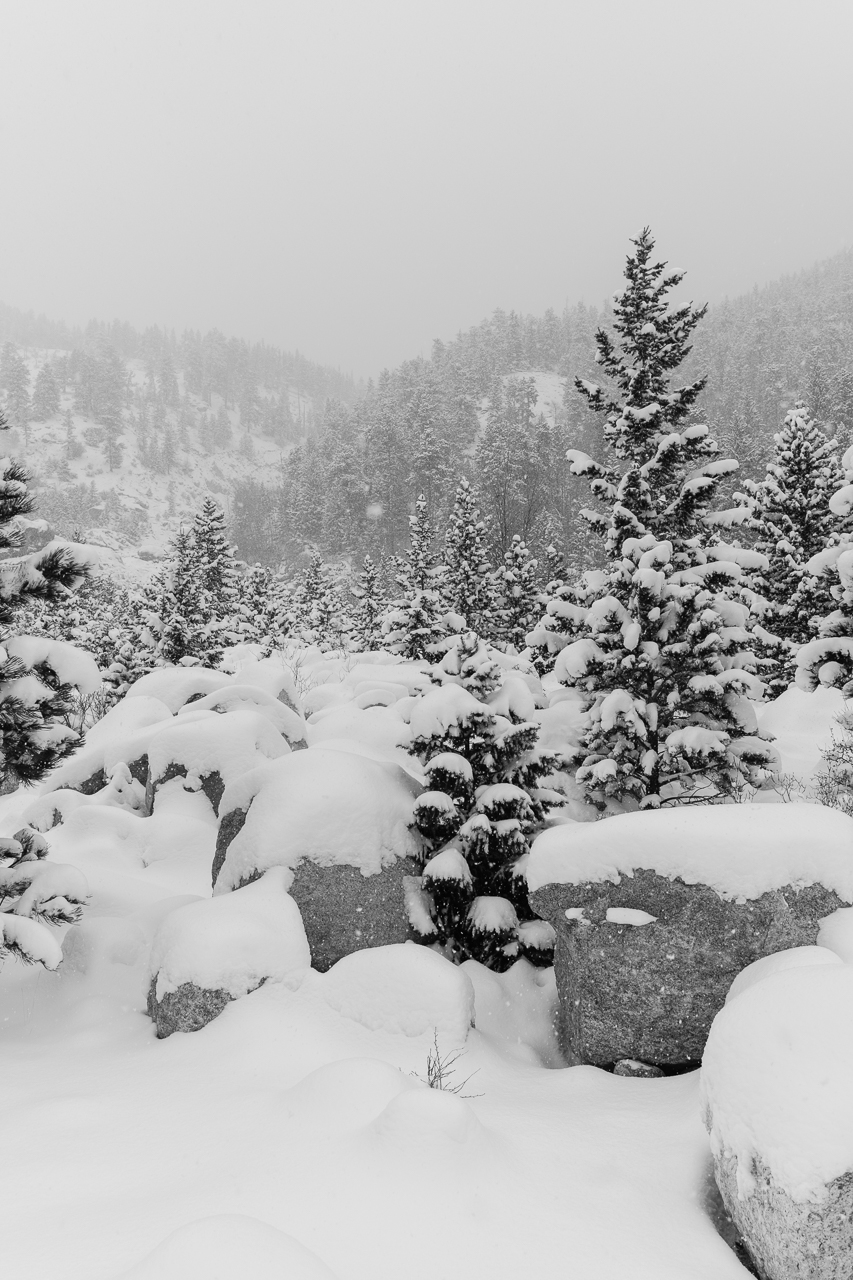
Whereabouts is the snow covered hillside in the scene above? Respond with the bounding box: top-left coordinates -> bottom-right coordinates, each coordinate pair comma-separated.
2,344 -> 318,582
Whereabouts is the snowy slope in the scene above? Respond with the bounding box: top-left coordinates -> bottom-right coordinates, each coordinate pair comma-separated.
6,347 -> 311,582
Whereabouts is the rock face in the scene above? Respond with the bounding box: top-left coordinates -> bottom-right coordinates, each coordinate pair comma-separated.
713,1149 -> 853,1280
212,748 -> 424,972
288,857 -> 421,972
530,871 -> 843,1067
212,810 -> 420,972
147,979 -> 237,1037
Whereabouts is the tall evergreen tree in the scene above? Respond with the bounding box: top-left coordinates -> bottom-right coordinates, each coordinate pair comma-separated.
738,402 -> 844,691
443,478 -> 494,635
191,497 -> 240,613
381,496 -> 454,660
31,362 -> 61,421
493,534 -> 540,652
1,344 -> 31,435
535,228 -> 775,810
351,554 -> 385,651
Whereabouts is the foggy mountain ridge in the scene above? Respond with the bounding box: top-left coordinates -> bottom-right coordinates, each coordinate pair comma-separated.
1,244 -> 852,578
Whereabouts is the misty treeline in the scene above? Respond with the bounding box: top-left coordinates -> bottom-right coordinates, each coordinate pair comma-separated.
0,299 -> 359,440
232,248 -> 853,571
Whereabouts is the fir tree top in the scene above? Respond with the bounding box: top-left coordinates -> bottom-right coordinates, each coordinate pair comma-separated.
571,228 -> 735,559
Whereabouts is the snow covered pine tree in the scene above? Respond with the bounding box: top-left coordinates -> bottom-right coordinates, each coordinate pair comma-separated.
0,411 -> 102,786
530,228 -> 775,810
381,495 -> 457,659
738,402 -> 844,693
407,632 -> 560,968
796,443 -> 853,694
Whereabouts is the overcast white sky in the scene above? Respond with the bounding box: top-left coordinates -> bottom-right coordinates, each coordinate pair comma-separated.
1,0 -> 851,377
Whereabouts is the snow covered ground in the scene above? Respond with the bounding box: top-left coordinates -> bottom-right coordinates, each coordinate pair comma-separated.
3,655 -> 850,1279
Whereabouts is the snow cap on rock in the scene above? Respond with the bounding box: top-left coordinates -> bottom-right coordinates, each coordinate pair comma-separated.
527,803 -> 853,902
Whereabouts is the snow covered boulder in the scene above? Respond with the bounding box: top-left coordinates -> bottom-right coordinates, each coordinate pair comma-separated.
702,965 -> 853,1280
527,805 -> 853,1068
147,868 -> 309,1037
113,1214 -> 339,1279
145,708 -> 290,816
320,943 -> 475,1041
212,748 -> 423,971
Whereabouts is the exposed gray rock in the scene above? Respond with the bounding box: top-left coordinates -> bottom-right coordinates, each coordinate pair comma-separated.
211,806 -> 248,886
714,1147 -> 853,1280
147,977 -> 236,1037
287,856 -> 421,972
530,871 -> 843,1068
146,762 -> 225,816
613,1059 -> 664,1078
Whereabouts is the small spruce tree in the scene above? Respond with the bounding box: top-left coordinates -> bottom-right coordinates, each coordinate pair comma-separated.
407,633 -> 560,969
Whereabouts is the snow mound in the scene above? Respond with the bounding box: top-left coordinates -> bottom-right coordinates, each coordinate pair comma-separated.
320,943 -> 475,1041
527,803 -> 853,902
701,964 -> 853,1201
756,684 -> 848,787
178,684 -> 306,744
150,868 -> 310,999
372,1085 -> 480,1146
113,1213 -> 339,1280
147,709 -> 290,796
817,906 -> 853,962
725,945 -> 842,1004
43,696 -> 173,793
214,747 -> 422,892
125,667 -> 232,713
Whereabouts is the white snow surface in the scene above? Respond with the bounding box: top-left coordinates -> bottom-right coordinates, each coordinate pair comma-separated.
113,1214 -> 340,1280
146,708 -> 289,795
150,869 -> 310,999
725,945 -> 843,1003
318,943 -> 474,1041
756,684 -> 848,788
527,803 -> 853,901
701,964 -> 853,1201
214,747 -> 422,892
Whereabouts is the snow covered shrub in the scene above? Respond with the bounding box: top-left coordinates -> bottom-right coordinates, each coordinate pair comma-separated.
529,228 -> 775,809
0,825 -> 88,968
407,632 -> 560,970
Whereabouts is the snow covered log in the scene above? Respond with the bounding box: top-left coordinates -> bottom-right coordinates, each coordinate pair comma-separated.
147,869 -> 310,1037
212,748 -> 423,971
527,805 -> 853,1068
702,964 -> 853,1279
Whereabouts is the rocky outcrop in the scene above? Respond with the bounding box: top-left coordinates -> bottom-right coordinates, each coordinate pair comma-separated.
713,1149 -> 853,1280
146,978 -> 237,1038
287,857 -> 421,972
530,871 -> 843,1068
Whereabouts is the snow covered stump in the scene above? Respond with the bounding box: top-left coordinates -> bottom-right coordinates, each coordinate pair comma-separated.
212,748 -> 423,971
702,963 -> 853,1280
527,805 -> 853,1069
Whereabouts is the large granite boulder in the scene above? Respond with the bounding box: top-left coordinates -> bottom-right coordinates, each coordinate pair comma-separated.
147,868 -> 309,1037
212,747 -> 423,971
702,962 -> 853,1279
527,805 -> 853,1068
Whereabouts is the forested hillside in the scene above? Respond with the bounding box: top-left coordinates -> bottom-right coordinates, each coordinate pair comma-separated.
233,246 -> 853,573
2,247 -> 852,581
